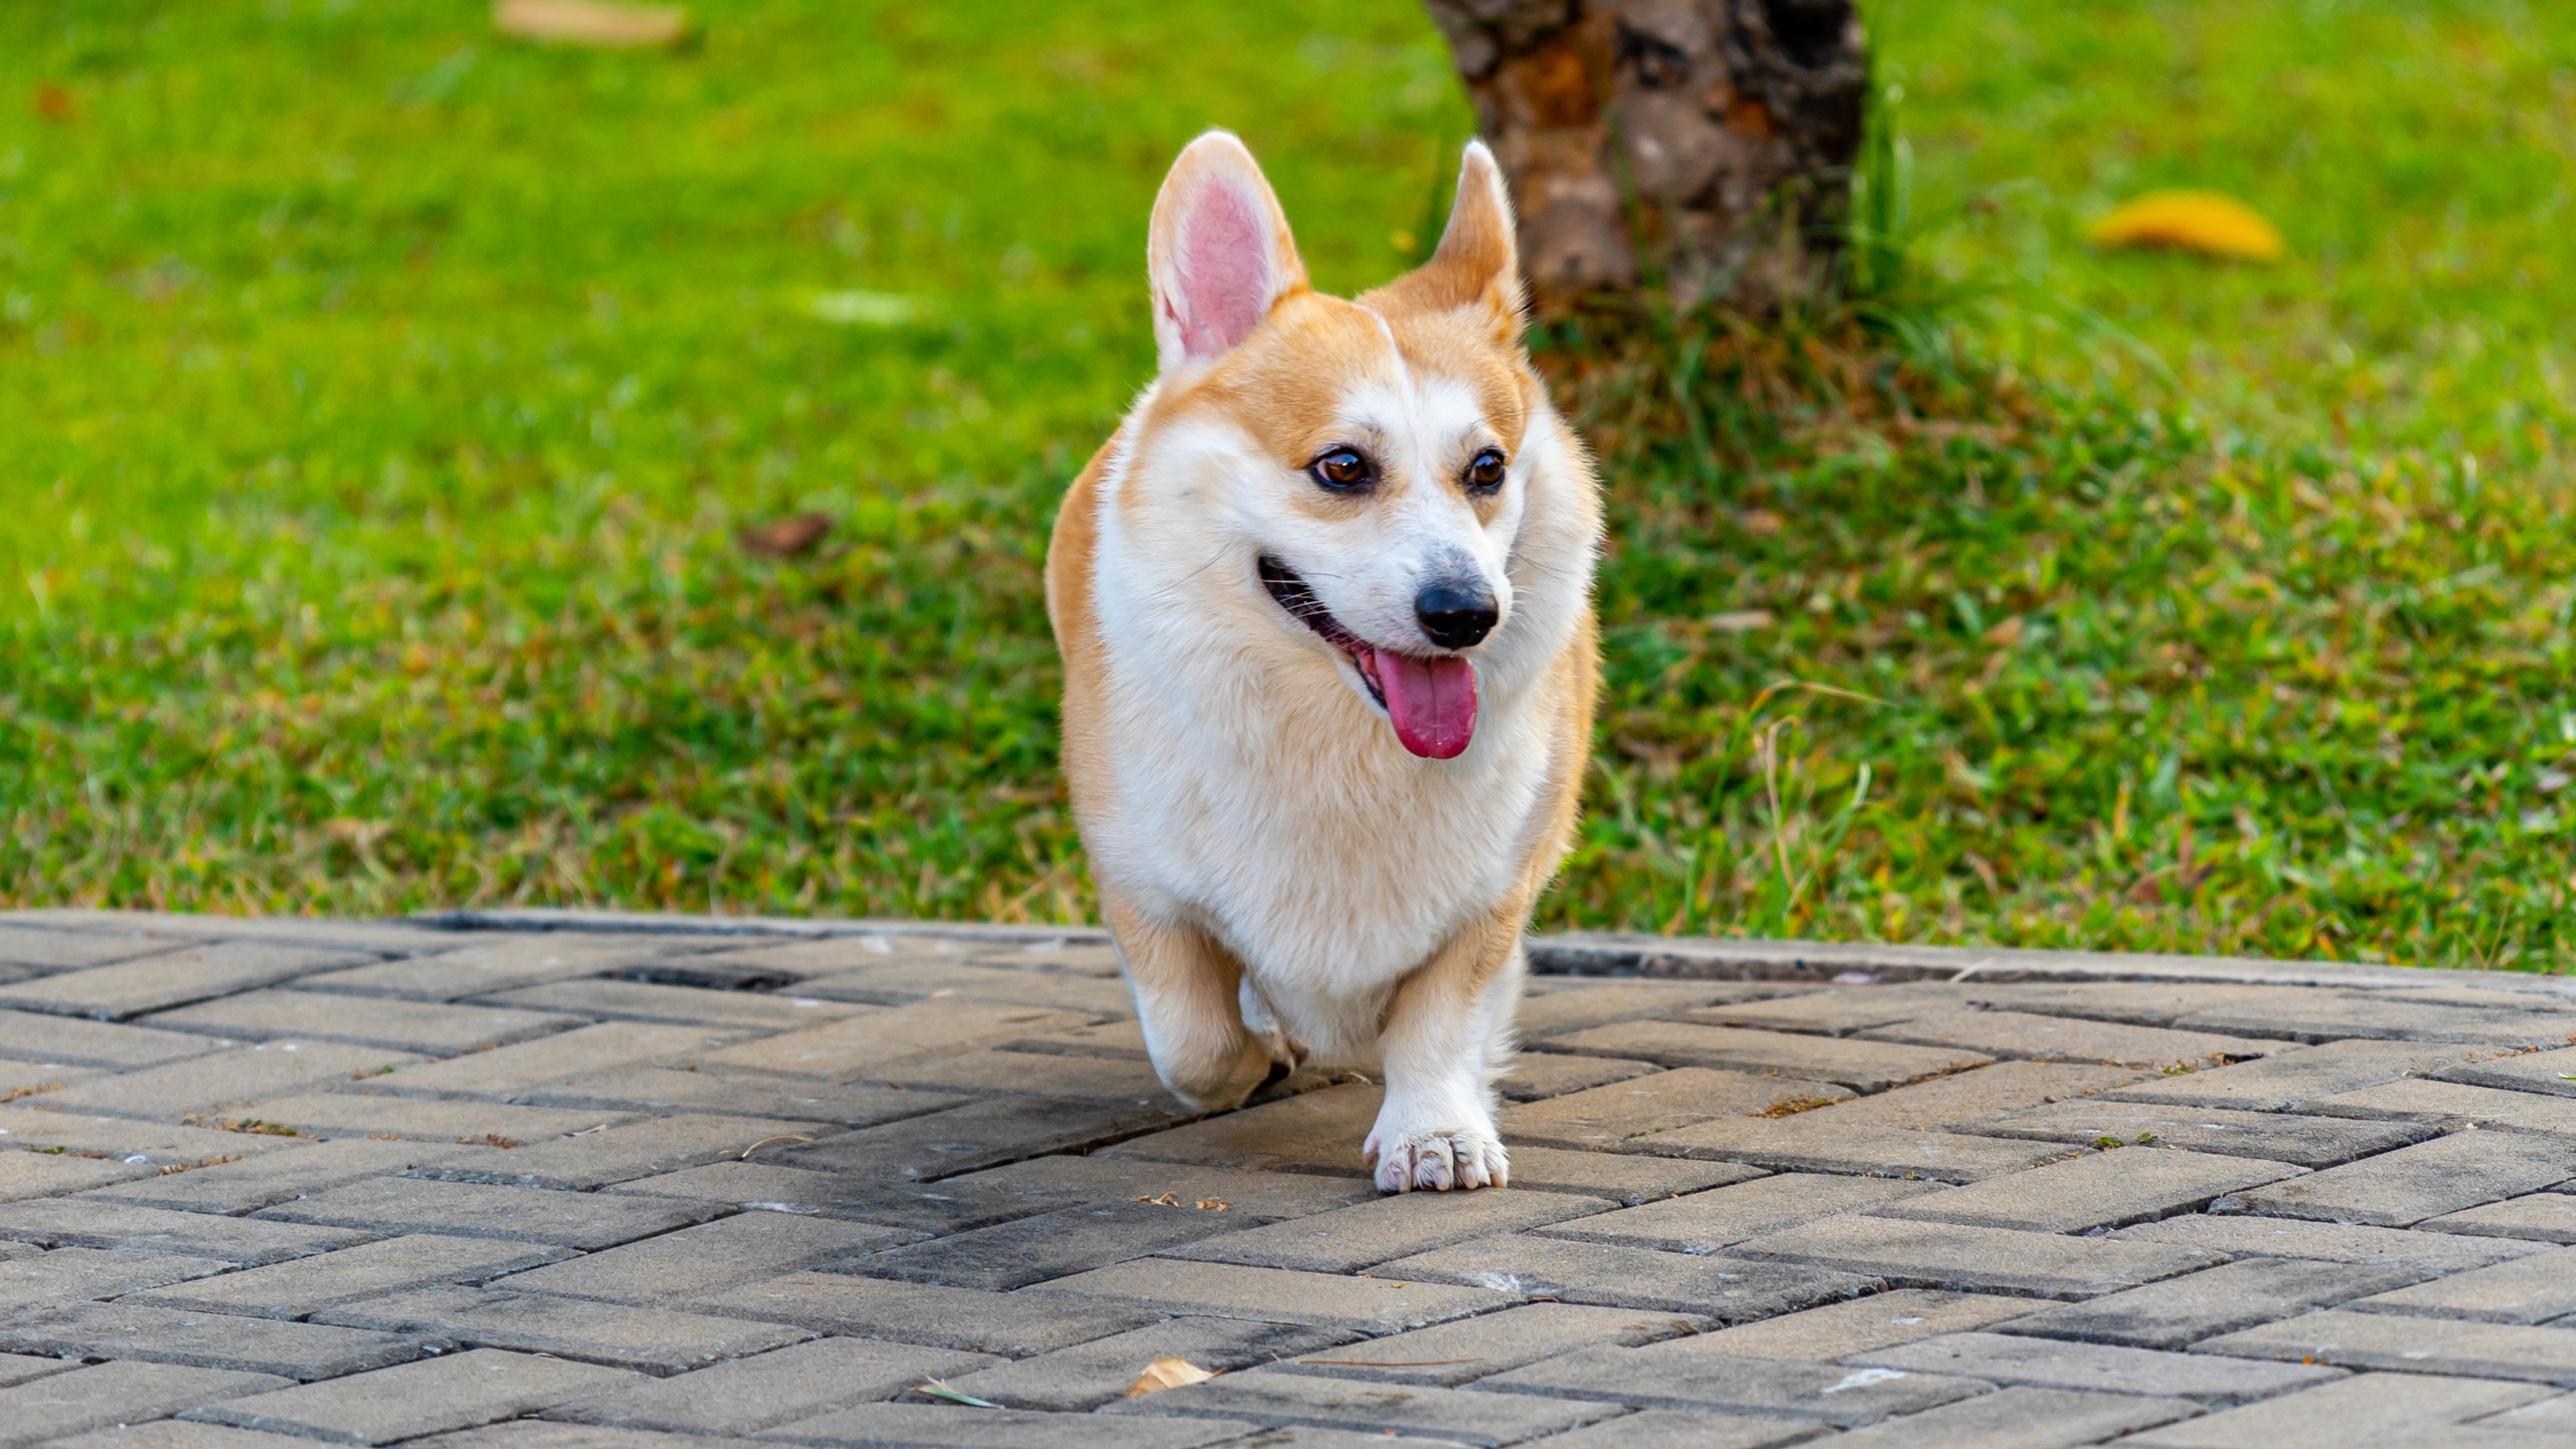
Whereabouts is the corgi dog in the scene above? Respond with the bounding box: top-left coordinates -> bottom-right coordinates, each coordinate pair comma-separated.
1045,132 -> 1601,1192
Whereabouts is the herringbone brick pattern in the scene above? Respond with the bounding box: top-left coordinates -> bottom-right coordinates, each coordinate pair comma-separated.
3,910 -> 2574,1447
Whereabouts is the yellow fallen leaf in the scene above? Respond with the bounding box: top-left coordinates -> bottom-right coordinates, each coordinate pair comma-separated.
2090,191 -> 2284,262
1125,1357 -> 1216,1397
493,0 -> 689,49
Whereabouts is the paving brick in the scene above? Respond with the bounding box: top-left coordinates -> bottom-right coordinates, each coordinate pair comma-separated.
0,1106 -> 295,1165
1479,1342 -> 1991,1426
1860,1010 -> 2284,1070
553,1336 -> 1002,1434
85,1137 -> 500,1214
790,962 -> 1135,1017
2120,1372 -> 2555,1449
13,914 -> 489,957
963,940 -> 1123,975
2424,1194 -> 2576,1244
1024,1257 -> 1516,1334
184,1347 -> 644,1445
1515,981 -> 1775,1036
1998,1258 -> 2432,1349
1497,1068 -> 1856,1151
144,990 -> 583,1056
2105,1040 -> 2494,1112
43,1423 -> 315,1449
0,1058 -> 98,1097
2114,1213 -> 2554,1272
2220,1130 -> 2576,1227
1262,1303 -> 1699,1389
1626,1115 -> 2090,1182
1804,1061 -> 2159,1129
0,1009 -> 228,1070
1537,1021 -> 1992,1094
1685,1288 -> 2037,1360
938,1318 -> 1354,1410
2436,1045 -> 2576,1099
684,934 -> 984,980
0,1198 -> 374,1264
1824,1386 -> 2197,1448
2193,1309 -> 2576,1385
297,934 -> 705,1002
948,1152 -> 1382,1219
2002,984 -> 2364,1030
1099,1081 -> 1379,1176
256,1176 -> 726,1249
699,1002 -> 1099,1080
1500,1146 -> 1766,1205
44,1042 -> 426,1121
1169,1189 -> 1616,1274
495,1211 -> 917,1302
1495,1053 -> 1657,1102
134,1234 -> 577,1318
401,1425 -> 765,1449
368,1022 -> 756,1100
0,1352 -> 82,1387
1004,1020 -> 1149,1060
1101,1371 -> 1619,1447
2347,1245 -> 2576,1324
474,978 -> 874,1032
2479,1391 -> 2576,1437
0,922 -> 181,973
0,1246 -> 236,1314
2307,1077 -> 2576,1135
1508,1410 -> 1842,1449
0,1361 -> 292,1449
790,1097 -> 1184,1181
194,1093 -> 636,1147
1537,1173 -> 1944,1252
1958,1098 -> 2435,1168
1735,1216 -> 2226,1299
0,1300 -> 442,1380
861,1200 -> 1256,1290
1682,982 -> 2014,1037
2169,994 -> 2576,1048
606,1162 -> 1066,1235
316,1286 -> 812,1374
748,1401 -> 1245,1449
1877,1149 -> 2302,1233
416,1112 -> 831,1190
691,1271 -> 1159,1356
0,942 -> 371,1021
519,1067 -> 965,1127
1379,1233 -> 1882,1322
0,1148 -> 155,1200
1853,1331 -> 2342,1406
879,1049 -> 1179,1103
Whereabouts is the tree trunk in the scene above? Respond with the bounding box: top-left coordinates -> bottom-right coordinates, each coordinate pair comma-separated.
1424,0 -> 1869,309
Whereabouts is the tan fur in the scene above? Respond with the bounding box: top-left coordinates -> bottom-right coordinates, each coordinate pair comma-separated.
1044,132 -> 1601,1191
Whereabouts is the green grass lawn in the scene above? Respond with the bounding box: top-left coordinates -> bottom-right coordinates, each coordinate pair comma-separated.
4,1 -> 2571,968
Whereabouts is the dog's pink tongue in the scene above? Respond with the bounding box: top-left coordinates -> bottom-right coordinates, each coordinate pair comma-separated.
1368,648 -> 1477,759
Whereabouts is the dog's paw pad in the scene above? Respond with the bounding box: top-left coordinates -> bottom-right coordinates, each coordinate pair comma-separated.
1368,1130 -> 1508,1193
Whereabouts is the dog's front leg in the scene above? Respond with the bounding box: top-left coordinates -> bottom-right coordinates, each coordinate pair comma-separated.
1106,895 -> 1286,1113
1365,905 -> 1527,1192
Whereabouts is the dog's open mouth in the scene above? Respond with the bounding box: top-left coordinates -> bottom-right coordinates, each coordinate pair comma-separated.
1259,555 -> 1477,759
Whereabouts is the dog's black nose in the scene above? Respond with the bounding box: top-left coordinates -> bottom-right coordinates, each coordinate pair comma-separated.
1415,580 -> 1498,650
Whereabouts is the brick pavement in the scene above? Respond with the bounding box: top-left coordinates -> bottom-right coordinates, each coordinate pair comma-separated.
2,909 -> 2575,1447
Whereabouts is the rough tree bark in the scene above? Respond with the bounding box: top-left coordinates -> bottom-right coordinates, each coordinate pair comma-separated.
1423,0 -> 1869,308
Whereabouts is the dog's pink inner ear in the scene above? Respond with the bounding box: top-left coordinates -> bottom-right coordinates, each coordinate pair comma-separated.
1171,181 -> 1273,360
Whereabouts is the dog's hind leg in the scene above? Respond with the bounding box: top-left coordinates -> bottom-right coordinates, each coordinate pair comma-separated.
1364,899 -> 1527,1192
1106,895 -> 1287,1114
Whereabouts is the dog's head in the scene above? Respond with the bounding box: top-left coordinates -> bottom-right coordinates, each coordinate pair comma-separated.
1116,130 -> 1583,762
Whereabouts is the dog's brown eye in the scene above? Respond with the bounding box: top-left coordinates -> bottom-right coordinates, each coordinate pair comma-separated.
1465,448 -> 1507,493
1309,447 -> 1374,492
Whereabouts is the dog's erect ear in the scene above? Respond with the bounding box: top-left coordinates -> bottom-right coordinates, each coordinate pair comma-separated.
1378,140 -> 1523,343
1148,131 -> 1309,373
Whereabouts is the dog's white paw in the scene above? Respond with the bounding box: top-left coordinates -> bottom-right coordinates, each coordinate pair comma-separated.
1365,1127 -> 1509,1193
